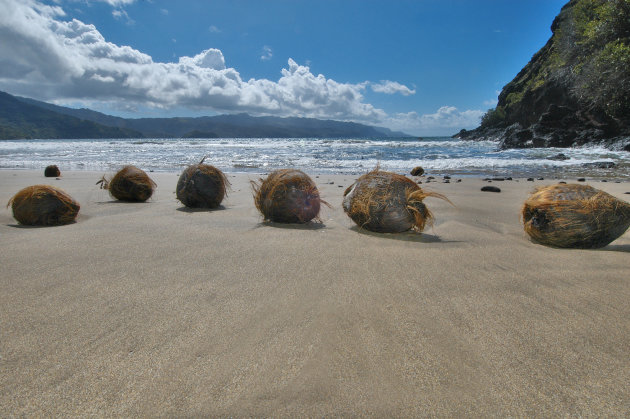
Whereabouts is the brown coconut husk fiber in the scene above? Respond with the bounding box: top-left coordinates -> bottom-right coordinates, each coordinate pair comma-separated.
343,168 -> 451,233
522,183 -> 630,248
44,165 -> 60,177
251,169 -> 328,223
97,165 -> 156,202
176,157 -> 230,208
7,185 -> 80,226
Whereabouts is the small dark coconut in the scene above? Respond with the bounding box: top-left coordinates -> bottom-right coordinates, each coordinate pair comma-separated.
410,166 -> 424,177
97,165 -> 156,202
343,169 -> 451,233
176,158 -> 229,208
522,183 -> 630,248
44,165 -> 61,177
8,185 -> 80,226
251,169 -> 326,223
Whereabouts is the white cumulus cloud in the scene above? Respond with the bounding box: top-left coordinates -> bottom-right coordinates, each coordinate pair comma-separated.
0,0 -> 385,121
419,106 -> 484,128
178,48 -> 226,70
0,0 -> 485,136
384,106 -> 484,136
95,0 -> 136,6
371,80 -> 416,96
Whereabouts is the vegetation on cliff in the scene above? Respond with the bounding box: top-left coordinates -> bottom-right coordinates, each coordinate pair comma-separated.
461,0 -> 630,150
0,91 -> 142,140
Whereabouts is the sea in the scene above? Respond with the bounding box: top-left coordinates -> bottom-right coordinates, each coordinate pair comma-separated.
1,137 -> 629,180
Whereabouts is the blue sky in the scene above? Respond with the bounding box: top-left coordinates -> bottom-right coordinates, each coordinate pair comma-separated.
0,0 -> 566,136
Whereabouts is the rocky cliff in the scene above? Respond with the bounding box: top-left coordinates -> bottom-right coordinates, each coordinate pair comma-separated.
456,0 -> 630,151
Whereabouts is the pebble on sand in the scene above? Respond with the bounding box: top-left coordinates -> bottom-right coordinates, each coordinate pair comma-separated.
481,186 -> 501,193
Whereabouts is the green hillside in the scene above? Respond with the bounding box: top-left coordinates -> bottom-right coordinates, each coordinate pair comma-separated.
4,92 -> 409,139
457,0 -> 630,151
0,91 -> 143,139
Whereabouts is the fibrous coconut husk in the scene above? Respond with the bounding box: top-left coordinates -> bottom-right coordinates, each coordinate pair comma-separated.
343,169 -> 451,233
410,166 -> 424,177
251,169 -> 327,223
7,185 -> 80,226
97,165 -> 156,202
176,157 -> 230,208
44,165 -> 60,177
521,183 -> 630,248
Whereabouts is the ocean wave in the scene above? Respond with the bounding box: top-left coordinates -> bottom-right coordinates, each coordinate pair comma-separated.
1,137 -> 629,178
131,140 -> 165,145
232,163 -> 262,169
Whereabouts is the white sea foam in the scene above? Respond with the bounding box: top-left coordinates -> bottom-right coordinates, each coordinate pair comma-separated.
0,137 -> 628,178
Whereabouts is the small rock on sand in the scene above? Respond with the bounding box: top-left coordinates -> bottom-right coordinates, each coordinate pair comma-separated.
481,186 -> 501,193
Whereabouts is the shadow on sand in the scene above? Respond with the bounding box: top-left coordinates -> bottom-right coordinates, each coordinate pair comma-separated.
7,220 -> 79,229
349,226 -> 461,244
176,205 -> 227,213
599,243 -> 630,253
254,220 -> 327,230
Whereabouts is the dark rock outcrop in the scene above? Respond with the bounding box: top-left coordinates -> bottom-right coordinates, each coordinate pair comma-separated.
548,153 -> 570,161
456,0 -> 630,151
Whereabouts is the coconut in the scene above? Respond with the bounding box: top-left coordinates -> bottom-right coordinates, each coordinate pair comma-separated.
176,158 -> 229,208
251,169 -> 326,223
410,166 -> 424,177
7,185 -> 80,226
97,165 -> 156,202
521,183 -> 630,248
343,169 -> 451,233
44,165 -> 60,177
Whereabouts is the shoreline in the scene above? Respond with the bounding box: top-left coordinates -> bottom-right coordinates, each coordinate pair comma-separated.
1,165 -> 629,182
2,136 -> 630,181
1,170 -> 629,416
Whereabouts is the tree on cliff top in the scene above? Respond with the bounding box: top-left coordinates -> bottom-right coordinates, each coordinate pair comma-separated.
572,0 -> 630,117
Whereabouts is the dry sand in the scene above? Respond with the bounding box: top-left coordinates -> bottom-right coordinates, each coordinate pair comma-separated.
1,169 -> 629,417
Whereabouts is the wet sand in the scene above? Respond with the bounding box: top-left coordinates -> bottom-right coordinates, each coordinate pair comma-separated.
1,170 -> 629,416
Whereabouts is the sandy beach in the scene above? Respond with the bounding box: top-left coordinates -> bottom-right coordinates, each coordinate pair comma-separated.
1,169 -> 629,416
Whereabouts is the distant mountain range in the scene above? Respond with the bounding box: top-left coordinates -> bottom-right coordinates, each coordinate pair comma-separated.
0,90 -> 409,140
